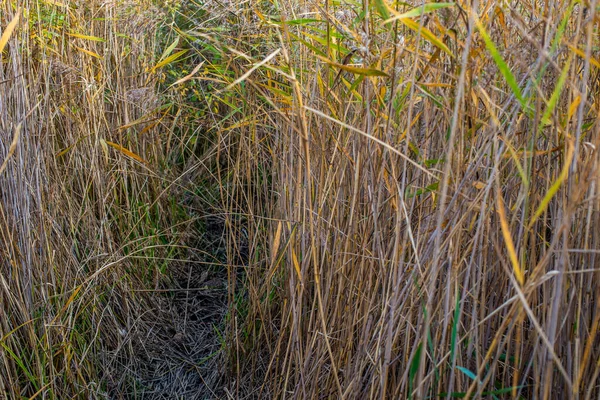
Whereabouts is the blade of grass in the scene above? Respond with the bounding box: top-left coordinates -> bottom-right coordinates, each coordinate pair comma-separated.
409,343 -> 423,399
222,48 -> 281,92
475,17 -> 526,109
73,45 -> 102,59
66,32 -> 106,42
0,124 -> 21,176
373,0 -> 392,20
539,56 -> 573,128
568,44 -> 600,69
398,18 -> 453,57
151,49 -> 189,73
317,55 -> 389,77
384,3 -> 455,24
0,9 -> 20,54
159,37 -> 180,62
496,187 -> 525,286
528,140 -> 574,229
169,61 -> 205,87
105,140 -> 148,164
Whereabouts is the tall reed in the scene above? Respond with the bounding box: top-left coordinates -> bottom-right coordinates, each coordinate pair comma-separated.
0,1 -> 186,397
189,0 -> 600,397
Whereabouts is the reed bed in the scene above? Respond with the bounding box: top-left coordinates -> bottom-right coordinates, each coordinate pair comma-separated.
189,0 -> 600,398
0,1 -> 210,397
1,0 -> 600,398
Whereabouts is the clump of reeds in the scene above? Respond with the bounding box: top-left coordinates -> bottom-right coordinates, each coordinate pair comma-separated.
183,0 -> 600,398
3,0 -> 600,398
0,1 -> 206,397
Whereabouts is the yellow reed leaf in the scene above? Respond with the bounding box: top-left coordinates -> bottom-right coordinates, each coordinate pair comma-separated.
497,192 -> 525,285
105,140 -> 147,164
0,10 -> 20,54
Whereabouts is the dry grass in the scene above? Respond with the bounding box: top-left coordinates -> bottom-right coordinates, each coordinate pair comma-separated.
2,0 -> 600,399
186,0 -> 600,398
0,0 -> 226,398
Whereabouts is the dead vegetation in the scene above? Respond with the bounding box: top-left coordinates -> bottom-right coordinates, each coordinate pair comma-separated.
194,0 -> 600,398
1,0 -> 600,399
1,0 -> 225,398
